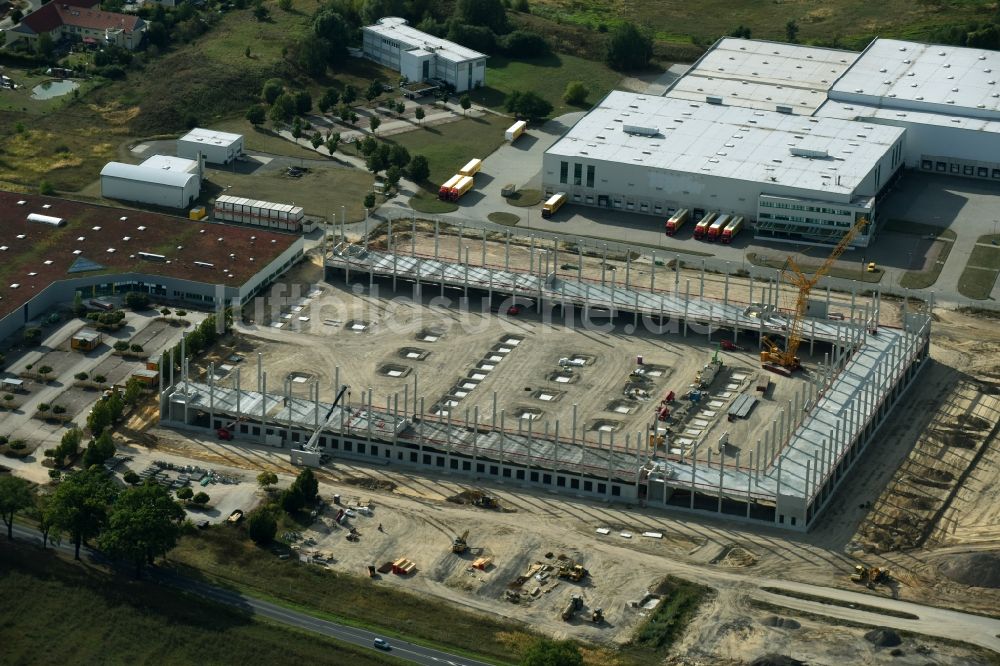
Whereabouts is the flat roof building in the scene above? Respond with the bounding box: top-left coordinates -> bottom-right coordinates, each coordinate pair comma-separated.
177,128 -> 244,165
362,17 -> 486,93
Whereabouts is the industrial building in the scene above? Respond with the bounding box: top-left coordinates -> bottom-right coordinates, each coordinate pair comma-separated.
544,36 -> 1000,246
0,191 -> 303,341
8,0 -> 146,51
362,17 -> 487,93
177,128 -> 245,165
101,155 -> 202,209
156,228 -> 931,532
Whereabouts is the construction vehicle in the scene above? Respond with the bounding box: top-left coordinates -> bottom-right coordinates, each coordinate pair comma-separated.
557,561 -> 588,582
851,564 -> 890,589
367,564 -> 377,577
665,208 -> 690,236
459,158 -> 482,177
696,346 -> 723,388
648,429 -> 667,446
693,212 -> 717,240
721,216 -> 744,243
438,174 -> 462,200
591,607 -> 604,623
706,214 -> 730,242
505,120 -> 527,142
541,192 -> 567,219
473,493 -> 498,509
452,530 -> 469,554
760,217 -> 869,373
561,595 -> 584,621
719,340 -> 744,352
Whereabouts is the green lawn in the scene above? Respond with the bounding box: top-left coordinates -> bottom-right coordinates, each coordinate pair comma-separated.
618,576 -> 713,665
409,190 -> 459,214
957,236 -> 1000,300
214,118 -> 325,159
0,543 -> 402,666
167,527 -> 530,664
386,114 -> 512,187
469,53 -> 622,117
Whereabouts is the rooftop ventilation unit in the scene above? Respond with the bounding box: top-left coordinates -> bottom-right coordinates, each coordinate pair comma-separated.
27,213 -> 66,227
194,261 -> 214,268
622,125 -> 658,137
137,251 -> 166,262
790,147 -> 830,159
775,105 -> 793,114
705,95 -> 723,105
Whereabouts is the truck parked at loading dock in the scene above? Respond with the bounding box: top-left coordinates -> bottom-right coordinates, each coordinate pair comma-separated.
707,214 -> 730,242
665,208 -> 690,236
721,216 -> 744,243
693,212 -> 717,240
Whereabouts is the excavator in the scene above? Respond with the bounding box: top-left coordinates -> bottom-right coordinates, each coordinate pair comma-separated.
761,217 -> 869,373
452,530 -> 469,554
851,564 -> 890,589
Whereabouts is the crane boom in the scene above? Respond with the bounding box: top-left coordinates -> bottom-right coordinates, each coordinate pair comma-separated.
762,217 -> 869,370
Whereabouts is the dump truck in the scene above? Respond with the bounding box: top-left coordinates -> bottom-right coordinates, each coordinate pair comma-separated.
449,175 -> 475,201
561,595 -> 584,621
706,214 -> 730,242
452,530 -> 469,554
459,158 -> 482,177
693,212 -> 717,240
665,208 -> 690,236
721,216 -> 744,243
541,192 -> 567,219
505,120 -> 527,142
438,174 -> 462,200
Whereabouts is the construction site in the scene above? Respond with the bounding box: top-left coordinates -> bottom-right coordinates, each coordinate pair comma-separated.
157,217 -> 932,532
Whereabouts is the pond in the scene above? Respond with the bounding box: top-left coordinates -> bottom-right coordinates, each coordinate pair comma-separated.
30,79 -> 80,100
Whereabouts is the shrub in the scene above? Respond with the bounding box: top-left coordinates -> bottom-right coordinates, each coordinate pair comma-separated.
563,81 -> 589,106
247,508 -> 278,545
3,395 -> 13,402
48,469 -> 62,480
52,405 -> 66,414
75,372 -> 89,381
37,403 -> 50,412
192,491 -> 210,505
23,328 -> 42,344
502,29 -> 549,57
44,448 -> 56,457
113,341 -> 130,352
176,487 -> 194,500
123,471 -> 140,485
38,365 -> 53,376
130,344 -> 144,353
124,291 -> 150,310
10,441 -> 26,450
176,310 -> 187,316
160,308 -> 171,316
94,375 -> 107,384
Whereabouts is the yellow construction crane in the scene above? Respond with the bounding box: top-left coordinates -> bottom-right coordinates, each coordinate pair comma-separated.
761,217 -> 869,371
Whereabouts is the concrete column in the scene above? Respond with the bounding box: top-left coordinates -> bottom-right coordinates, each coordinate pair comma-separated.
554,420 -> 560,466
505,230 -> 510,270
433,219 -> 439,262
625,252 -> 631,290
651,252 -> 656,291
683,280 -> 690,337
260,371 -> 267,444
572,404 -> 578,445
367,387 -> 373,441
674,254 -> 680,295
746,449 -> 754,518
235,368 -> 241,425
689,441 -> 698,509
699,260 -> 705,298
724,273 -> 729,306
473,405 -> 479,469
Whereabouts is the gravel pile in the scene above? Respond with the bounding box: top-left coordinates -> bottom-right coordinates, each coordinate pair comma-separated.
939,551 -> 1000,588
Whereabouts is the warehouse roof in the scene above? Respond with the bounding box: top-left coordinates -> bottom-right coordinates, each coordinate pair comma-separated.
179,127 -> 244,147
140,154 -> 200,173
830,38 -> 1000,119
0,191 -> 298,320
669,38 -> 858,113
101,161 -> 198,188
364,17 -> 485,63
815,99 -> 1000,134
547,91 -> 903,195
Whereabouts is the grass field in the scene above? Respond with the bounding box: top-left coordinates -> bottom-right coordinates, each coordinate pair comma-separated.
747,252 -> 884,283
528,0 -> 994,48
957,235 -> 1000,300
167,527 -> 531,664
468,53 -> 622,116
0,544 -> 402,666
409,190 -> 459,214
214,118 -> 325,160
883,220 -> 958,290
387,114 -> 511,186
618,576 -> 712,665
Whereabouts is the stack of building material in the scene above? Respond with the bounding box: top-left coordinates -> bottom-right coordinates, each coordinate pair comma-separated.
472,556 -> 493,570
391,558 -> 417,574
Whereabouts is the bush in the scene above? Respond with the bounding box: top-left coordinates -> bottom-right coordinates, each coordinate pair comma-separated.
176,310 -> 187,316
52,405 -> 66,414
124,291 -> 150,310
94,375 -> 107,384
563,81 -> 589,106
48,469 -> 62,480
123,471 -> 140,485
38,365 -> 53,376
176,487 -> 194,500
39,180 -> 55,195
192,491 -> 210,505
160,308 -> 171,316
505,90 -> 553,121
247,508 -> 278,545
113,341 -> 130,352
75,372 -> 89,381
2,395 -> 13,402
502,30 -> 549,57
10,440 -> 26,450
23,328 -> 42,344
37,403 -> 50,412
130,344 -> 144,353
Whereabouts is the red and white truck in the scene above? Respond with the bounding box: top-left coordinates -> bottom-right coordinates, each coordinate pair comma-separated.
693,212 -> 716,240
438,174 -> 462,200
721,216 -> 744,243
665,208 -> 690,236
706,214 -> 730,242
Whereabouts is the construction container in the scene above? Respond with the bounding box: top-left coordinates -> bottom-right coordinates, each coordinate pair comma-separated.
505,120 -> 527,142
665,208 -> 689,235
189,206 -> 207,220
541,192 -> 567,219
459,158 -> 482,177
213,195 -> 305,233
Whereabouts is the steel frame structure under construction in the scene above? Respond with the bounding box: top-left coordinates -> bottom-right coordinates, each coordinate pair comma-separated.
157,227 -> 931,531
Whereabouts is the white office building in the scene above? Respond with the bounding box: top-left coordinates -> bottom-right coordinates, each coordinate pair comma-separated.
100,155 -> 202,209
177,127 -> 244,165
362,17 -> 486,93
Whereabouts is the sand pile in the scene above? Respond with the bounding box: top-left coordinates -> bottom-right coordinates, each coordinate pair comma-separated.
939,551 -> 1000,588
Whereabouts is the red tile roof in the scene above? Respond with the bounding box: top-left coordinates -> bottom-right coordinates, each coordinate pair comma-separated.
0,191 -> 299,320
18,0 -> 142,36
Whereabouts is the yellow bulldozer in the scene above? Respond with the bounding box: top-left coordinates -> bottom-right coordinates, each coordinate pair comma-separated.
557,561 -> 588,582
850,564 -> 889,589
451,530 -> 469,554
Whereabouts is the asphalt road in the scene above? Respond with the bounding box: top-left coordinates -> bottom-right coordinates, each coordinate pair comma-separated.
8,525 -> 496,666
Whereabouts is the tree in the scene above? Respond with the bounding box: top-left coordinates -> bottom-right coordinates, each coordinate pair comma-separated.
563,81 -> 588,106
176,487 -> 194,500
38,365 -> 53,378
123,471 -> 141,485
192,491 -> 210,506
505,90 -> 553,121
246,104 -> 267,126
311,132 -> 323,149
292,468 -> 319,502
318,88 -> 339,113
281,486 -> 305,513
386,165 -> 402,189
123,378 -> 143,406
454,0 -> 507,33
369,115 -> 381,135
269,93 -> 296,124
49,467 -> 118,559
460,94 -> 472,116
247,508 -> 278,545
292,116 -> 303,139
366,143 -> 391,173
23,327 -> 42,344
502,29 -> 549,57
446,22 -> 496,54
295,90 -> 312,115
35,493 -> 58,549
785,19 -> 799,43
407,154 -> 430,182
53,428 -> 82,467
520,639 -> 583,666
72,291 -> 87,317
37,33 -> 55,60
253,1 -> 270,21
605,22 -> 652,71
0,475 -> 33,540
342,84 -> 358,105
278,0 -> 292,9
325,132 -> 340,155
312,9 -> 349,63
114,340 -> 130,352
87,399 -> 112,436
730,24 -> 752,39
124,291 -> 150,310
82,430 -> 116,469
363,192 -> 377,211
366,79 -> 383,105
359,135 -> 378,156
99,483 -> 185,578
414,106 -> 425,124
257,471 -> 279,490
389,144 -> 410,168
262,78 -> 284,104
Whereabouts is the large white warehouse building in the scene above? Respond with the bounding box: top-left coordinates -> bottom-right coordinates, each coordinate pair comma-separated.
177,127 -> 244,165
101,155 -> 201,209
544,36 -> 1000,246
362,17 -> 486,93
